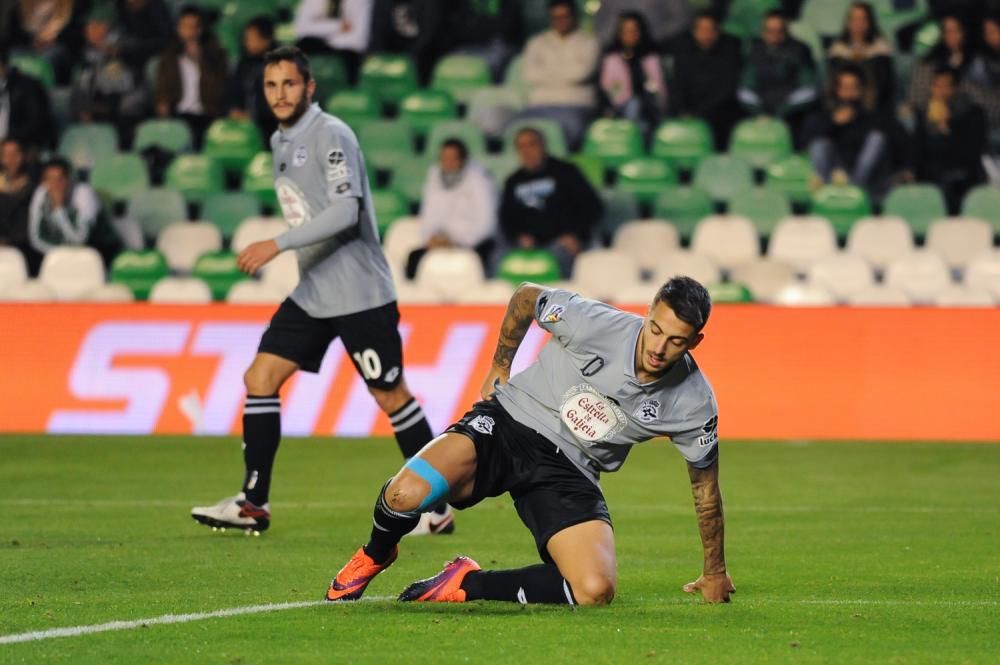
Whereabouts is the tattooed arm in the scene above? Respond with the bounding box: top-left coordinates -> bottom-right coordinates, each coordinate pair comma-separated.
682,458 -> 736,603
480,282 -> 544,399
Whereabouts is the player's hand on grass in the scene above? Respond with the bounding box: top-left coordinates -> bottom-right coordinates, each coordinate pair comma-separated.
683,572 -> 735,603
480,366 -> 509,400
237,240 -> 280,276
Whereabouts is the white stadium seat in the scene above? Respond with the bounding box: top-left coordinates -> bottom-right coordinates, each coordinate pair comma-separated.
230,217 -> 286,252
773,283 -> 836,306
729,259 -> 797,303
415,248 -> 485,300
650,251 -> 721,287
884,251 -> 953,302
0,279 -> 57,302
963,250 -> 1000,298
148,277 -> 213,304
925,218 -> 993,270
931,285 -> 996,307
226,280 -> 286,304
611,281 -> 657,305
846,216 -> 914,272
612,220 -> 680,272
38,246 -> 105,300
83,283 -> 135,302
452,279 -> 515,304
572,249 -> 642,300
156,221 -> 223,273
382,217 -> 422,277
806,253 -> 875,301
0,247 -> 28,293
394,280 -> 446,304
768,216 -> 838,273
690,215 -> 760,269
261,250 -> 299,296
844,285 -> 913,306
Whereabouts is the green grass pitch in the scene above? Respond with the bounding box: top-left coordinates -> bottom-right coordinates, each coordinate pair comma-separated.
2,435 -> 998,664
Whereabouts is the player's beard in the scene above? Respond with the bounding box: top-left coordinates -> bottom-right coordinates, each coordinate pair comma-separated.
276,95 -> 311,128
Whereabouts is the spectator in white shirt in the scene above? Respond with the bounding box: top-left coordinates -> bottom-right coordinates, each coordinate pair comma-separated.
294,0 -> 372,84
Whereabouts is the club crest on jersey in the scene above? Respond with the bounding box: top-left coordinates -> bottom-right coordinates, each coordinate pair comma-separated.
469,415 -> 495,435
559,384 -> 627,445
293,145 -> 308,167
541,304 -> 564,323
634,398 -> 660,424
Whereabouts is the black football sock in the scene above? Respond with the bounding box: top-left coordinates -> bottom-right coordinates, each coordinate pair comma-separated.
363,479 -> 420,564
460,564 -> 577,604
241,394 -> 281,507
388,398 -> 434,459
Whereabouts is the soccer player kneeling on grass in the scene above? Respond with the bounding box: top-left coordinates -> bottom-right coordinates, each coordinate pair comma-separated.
326,277 -> 735,605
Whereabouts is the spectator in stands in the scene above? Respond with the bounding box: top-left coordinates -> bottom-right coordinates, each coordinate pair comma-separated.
0,48 -> 53,153
228,16 -> 278,142
14,0 -> 77,85
594,0 -> 692,51
0,138 -> 39,272
154,5 -> 228,149
405,138 -> 497,279
967,14 -> 1000,132
116,0 -> 173,70
294,0 -> 372,85
369,0 -> 455,85
518,0 -> 600,151
738,10 -> 818,143
498,127 -> 603,278
827,2 -> 896,112
450,0 -> 524,82
71,5 -> 149,147
669,12 -> 743,150
599,11 -> 667,137
908,15 -> 975,113
913,68 -> 987,213
804,65 -> 891,199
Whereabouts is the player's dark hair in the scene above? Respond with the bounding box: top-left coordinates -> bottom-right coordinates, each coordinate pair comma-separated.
42,156 -> 73,178
548,0 -> 577,18
263,46 -> 312,83
654,276 -> 712,333
246,15 -> 276,41
440,138 -> 469,162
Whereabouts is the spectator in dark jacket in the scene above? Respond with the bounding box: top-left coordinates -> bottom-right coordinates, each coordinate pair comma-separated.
594,0 -> 692,51
0,138 -> 40,272
369,0 -> 457,85
827,2 -> 896,112
499,127 -> 603,278
669,12 -> 743,150
116,0 -> 173,69
908,15 -> 975,113
228,16 -> 278,143
0,49 -> 53,153
967,14 -> 1000,132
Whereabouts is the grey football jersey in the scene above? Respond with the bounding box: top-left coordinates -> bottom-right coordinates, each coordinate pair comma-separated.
494,288 -> 719,485
271,103 -> 395,318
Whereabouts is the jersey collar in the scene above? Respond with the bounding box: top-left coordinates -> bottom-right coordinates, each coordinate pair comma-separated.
278,102 -> 322,142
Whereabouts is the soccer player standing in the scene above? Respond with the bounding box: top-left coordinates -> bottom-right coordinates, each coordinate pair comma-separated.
191,47 -> 451,536
325,277 -> 734,605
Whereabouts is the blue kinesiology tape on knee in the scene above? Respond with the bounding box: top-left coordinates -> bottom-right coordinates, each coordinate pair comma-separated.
404,458 -> 450,510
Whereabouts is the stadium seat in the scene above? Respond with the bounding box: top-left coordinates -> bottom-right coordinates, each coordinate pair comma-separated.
845,216 -> 915,272
502,54 -> 527,102
600,189 -> 640,241
964,251 -> 1000,299
83,283 -> 135,302
649,251 -> 721,287
468,87 -> 525,138
261,250 -> 299,296
431,55 -> 492,104
800,0 -> 853,37
572,249 -> 642,300
0,247 -> 28,293
810,185 -> 871,239
395,280 -> 446,304
767,216 -> 838,273
231,217 -> 287,252
806,253 -> 875,301
58,123 -> 119,172
358,120 -> 416,171
201,192 -> 262,239
415,248 -> 485,300
773,283 -> 836,306
613,282 -> 659,304
882,184 -> 947,237
203,119 -> 264,172
325,89 -> 381,130
382,216 -> 422,276
387,157 -> 433,205
148,277 -> 213,304
568,153 -> 604,189
583,119 -> 644,170
693,154 -> 754,203
360,53 -> 419,107
613,220 -> 681,273
706,281 -> 755,303
165,154 -> 225,204
0,279 -> 56,302
729,117 -> 793,169
127,187 -> 188,239
156,222 -> 223,273
310,54 -> 350,98
10,53 -> 55,87
730,259 -> 797,303
399,90 -> 458,138
504,118 -> 569,158
884,252 -> 952,302
191,251 -> 247,300
243,152 -> 279,209
690,215 -> 760,269
615,158 -> 677,205
133,118 -> 192,154
497,249 -> 562,285
931,285 -> 995,307
765,154 -> 816,205
371,188 -> 410,236
38,247 -> 105,300
728,187 -> 792,238
651,118 -> 714,172
89,153 -> 149,203
110,250 -> 169,300
452,279 -> 516,304
844,285 -> 913,306
961,186 -> 1000,235
478,153 -> 518,187
925,218 -> 993,270
226,280 -> 286,304
653,186 -> 714,241
423,120 -> 487,159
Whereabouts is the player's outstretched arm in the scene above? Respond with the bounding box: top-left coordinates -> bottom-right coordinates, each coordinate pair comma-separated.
480,282 -> 544,399
683,458 -> 735,603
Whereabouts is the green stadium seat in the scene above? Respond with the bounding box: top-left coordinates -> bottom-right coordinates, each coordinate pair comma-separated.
360,53 -> 419,107
203,119 -> 264,172
583,119 -> 644,170
201,192 -> 262,239
568,153 -> 604,190
800,0 -> 853,37
127,187 -> 188,239
358,121 -> 416,171
653,186 -> 714,241
165,154 -> 225,204
600,189 -> 640,241
221,0 -> 277,26
89,153 -> 149,203
431,55 -> 492,104
371,188 -> 410,236
497,249 -> 562,285
788,21 -> 826,76
387,157 -> 432,205
480,152 -> 520,186
693,154 -> 753,203
423,120 -> 487,158
58,123 -> 119,171
399,89 -> 458,138
883,184 -> 947,237
325,90 -> 381,130
729,186 -> 792,238
962,186 -> 1000,236
766,154 -> 816,205
723,0 -> 780,39
243,152 -> 279,209
10,53 -> 55,87
615,158 -> 677,205
110,250 -> 169,300
192,251 -> 248,301
467,86 -> 525,137
311,54 -> 350,98
502,55 -> 528,102
730,117 -> 793,169
707,281 -> 754,303
651,118 -> 714,171
810,184 -> 871,239
133,118 -> 192,154
503,118 -> 568,158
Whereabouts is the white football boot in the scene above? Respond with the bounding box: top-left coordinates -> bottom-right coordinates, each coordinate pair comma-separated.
405,504 -> 456,536
191,492 -> 270,535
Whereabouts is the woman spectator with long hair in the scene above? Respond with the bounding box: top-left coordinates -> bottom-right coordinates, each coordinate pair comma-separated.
827,2 -> 896,111
908,15 -> 976,112
599,11 -> 667,136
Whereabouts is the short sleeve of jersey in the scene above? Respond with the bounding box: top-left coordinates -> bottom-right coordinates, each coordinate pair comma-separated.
322,124 -> 363,200
534,288 -> 586,347
669,410 -> 720,469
